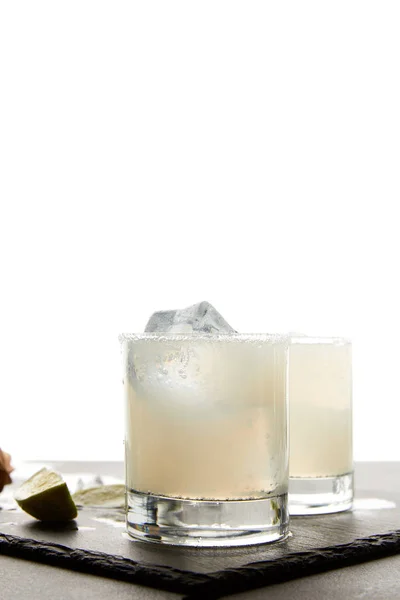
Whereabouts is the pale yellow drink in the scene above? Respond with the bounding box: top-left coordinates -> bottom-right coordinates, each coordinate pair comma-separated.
123,334 -> 288,500
289,337 -> 352,478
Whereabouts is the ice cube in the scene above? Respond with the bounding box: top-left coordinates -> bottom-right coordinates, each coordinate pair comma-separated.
145,301 -> 236,334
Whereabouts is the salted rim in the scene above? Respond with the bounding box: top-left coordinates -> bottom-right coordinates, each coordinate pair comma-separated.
118,332 -> 291,344
290,336 -> 351,345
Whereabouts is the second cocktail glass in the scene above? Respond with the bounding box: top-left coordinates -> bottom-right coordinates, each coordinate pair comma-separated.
120,333 -> 290,546
289,336 -> 353,515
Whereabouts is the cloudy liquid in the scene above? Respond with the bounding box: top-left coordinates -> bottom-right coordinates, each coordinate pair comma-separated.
123,335 -> 288,500
289,338 -> 352,478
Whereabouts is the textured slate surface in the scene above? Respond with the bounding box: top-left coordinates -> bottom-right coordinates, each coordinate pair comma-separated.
0,554 -> 178,600
1,528 -> 400,599
1,462 -> 399,599
0,531 -> 207,595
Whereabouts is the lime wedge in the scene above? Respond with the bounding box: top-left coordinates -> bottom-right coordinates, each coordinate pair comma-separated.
14,467 -> 77,521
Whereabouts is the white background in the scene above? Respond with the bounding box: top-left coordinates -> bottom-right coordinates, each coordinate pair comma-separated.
1,2 -> 399,462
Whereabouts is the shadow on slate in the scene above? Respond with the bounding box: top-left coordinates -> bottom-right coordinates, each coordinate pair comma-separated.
1,529 -> 400,599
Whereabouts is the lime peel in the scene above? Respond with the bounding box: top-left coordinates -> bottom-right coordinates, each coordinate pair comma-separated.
14,467 -> 77,522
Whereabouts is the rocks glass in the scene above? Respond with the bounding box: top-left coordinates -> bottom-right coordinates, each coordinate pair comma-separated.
288,337 -> 353,515
120,333 -> 290,546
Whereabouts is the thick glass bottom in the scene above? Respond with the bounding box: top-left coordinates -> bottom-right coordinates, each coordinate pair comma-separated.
126,489 -> 289,547
289,472 -> 353,515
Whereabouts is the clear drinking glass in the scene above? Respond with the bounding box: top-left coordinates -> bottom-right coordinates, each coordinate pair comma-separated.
288,337 -> 353,515
120,333 -> 290,546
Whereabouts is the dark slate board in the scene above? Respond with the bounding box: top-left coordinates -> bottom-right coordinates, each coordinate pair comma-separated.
1,462 -> 400,599
1,528 -> 400,599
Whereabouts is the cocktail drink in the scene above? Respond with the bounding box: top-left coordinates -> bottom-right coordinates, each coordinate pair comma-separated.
120,332 -> 289,546
288,337 -> 353,514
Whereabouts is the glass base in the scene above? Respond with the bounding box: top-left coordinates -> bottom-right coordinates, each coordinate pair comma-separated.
289,472 -> 353,516
126,489 -> 289,547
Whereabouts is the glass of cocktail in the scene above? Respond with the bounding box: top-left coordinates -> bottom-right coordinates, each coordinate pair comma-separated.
288,337 -> 353,515
120,332 -> 290,546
